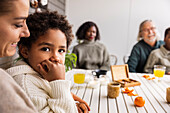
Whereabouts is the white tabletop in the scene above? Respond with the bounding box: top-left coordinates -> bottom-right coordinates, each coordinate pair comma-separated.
66,69 -> 170,113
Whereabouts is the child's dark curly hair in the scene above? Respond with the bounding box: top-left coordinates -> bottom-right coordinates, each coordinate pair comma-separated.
18,11 -> 73,51
76,21 -> 100,41
165,27 -> 170,38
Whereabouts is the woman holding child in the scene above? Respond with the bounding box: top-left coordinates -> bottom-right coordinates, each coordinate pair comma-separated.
6,11 -> 90,113
0,0 -> 89,113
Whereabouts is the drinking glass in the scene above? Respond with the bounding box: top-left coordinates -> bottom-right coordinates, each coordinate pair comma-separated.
73,71 -> 86,88
153,65 -> 166,82
107,82 -> 121,98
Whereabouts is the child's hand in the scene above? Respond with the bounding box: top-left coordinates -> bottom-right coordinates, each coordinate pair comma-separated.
76,102 -> 89,113
37,59 -> 65,82
71,93 -> 90,111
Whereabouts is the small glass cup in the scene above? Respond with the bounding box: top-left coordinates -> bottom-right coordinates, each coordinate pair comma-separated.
107,82 -> 121,98
73,71 -> 86,89
153,65 -> 166,82
99,75 -> 110,85
84,71 -> 94,83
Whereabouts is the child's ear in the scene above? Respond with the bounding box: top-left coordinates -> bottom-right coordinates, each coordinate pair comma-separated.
19,45 -> 29,59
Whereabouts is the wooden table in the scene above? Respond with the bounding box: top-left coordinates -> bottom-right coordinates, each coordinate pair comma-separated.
66,69 -> 170,113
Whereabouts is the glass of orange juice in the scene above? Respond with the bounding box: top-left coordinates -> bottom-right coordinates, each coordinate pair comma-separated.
154,65 -> 166,82
73,71 -> 86,88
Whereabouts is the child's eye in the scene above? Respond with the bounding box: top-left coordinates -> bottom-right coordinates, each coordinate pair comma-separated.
15,24 -> 23,28
41,47 -> 50,51
59,49 -> 65,53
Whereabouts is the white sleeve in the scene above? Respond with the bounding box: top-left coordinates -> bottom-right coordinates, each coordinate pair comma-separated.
48,80 -> 78,113
14,74 -> 78,113
144,52 -> 159,73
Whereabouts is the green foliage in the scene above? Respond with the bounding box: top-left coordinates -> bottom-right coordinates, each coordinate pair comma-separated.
65,51 -> 77,72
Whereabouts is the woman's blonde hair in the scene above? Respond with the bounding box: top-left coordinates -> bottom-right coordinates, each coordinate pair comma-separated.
137,20 -> 160,41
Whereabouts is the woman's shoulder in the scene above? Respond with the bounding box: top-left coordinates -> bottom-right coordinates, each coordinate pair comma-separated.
94,41 -> 106,48
73,41 -> 86,47
73,43 -> 83,51
95,41 -> 104,45
0,68 -> 7,74
73,41 -> 94,48
0,68 -> 14,80
73,41 -> 106,50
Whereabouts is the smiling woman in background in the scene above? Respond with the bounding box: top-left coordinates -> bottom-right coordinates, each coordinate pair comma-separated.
72,21 -> 110,70
0,0 -> 37,113
127,20 -> 164,73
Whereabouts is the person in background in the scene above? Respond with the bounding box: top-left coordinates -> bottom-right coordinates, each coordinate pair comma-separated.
6,11 -> 90,113
72,21 -> 110,70
0,0 -> 38,112
144,27 -> 170,75
127,20 -> 164,73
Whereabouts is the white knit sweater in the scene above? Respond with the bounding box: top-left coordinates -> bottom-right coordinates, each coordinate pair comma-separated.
6,60 -> 78,113
144,45 -> 170,74
0,68 -> 37,113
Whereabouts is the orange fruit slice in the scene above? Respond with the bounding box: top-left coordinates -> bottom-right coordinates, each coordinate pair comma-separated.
143,75 -> 149,78
122,88 -> 138,96
143,75 -> 155,80
128,92 -> 138,96
134,96 -> 145,107
122,88 -> 134,93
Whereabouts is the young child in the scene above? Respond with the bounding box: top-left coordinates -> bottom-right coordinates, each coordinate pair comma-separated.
6,11 -> 89,113
144,27 -> 170,74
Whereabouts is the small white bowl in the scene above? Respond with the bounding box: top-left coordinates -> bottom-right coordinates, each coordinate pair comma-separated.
99,75 -> 110,85
88,80 -> 100,89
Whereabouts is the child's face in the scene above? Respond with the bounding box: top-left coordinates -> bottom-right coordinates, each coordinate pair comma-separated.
164,31 -> 170,51
22,29 -> 67,73
85,26 -> 97,41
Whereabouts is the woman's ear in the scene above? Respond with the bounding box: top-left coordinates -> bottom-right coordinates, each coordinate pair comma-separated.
19,45 -> 29,59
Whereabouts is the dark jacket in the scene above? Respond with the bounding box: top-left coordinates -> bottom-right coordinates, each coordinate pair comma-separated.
127,40 -> 164,73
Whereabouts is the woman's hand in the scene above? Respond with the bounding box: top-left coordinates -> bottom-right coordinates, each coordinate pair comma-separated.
71,93 -> 90,112
37,59 -> 65,81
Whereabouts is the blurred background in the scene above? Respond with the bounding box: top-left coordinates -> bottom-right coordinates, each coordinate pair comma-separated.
29,0 -> 170,65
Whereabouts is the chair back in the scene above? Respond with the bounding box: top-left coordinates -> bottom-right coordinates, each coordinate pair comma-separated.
110,54 -> 117,65
123,55 -> 129,64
